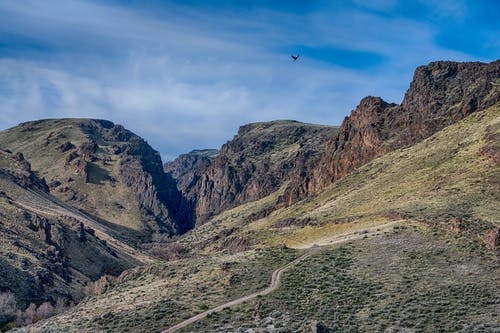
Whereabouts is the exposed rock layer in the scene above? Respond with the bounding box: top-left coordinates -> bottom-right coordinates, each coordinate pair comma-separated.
0,150 -> 137,313
282,60 -> 500,203
165,121 -> 338,223
0,119 -> 191,238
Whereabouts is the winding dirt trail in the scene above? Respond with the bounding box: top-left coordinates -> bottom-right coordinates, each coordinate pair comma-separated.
161,249 -> 318,333
162,220 -> 402,333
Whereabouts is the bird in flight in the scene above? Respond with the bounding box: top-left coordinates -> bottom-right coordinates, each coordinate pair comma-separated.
291,54 -> 300,61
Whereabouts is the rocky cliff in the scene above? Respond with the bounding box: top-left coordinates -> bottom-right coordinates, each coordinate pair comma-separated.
164,149 -> 218,198
165,121 -> 338,223
281,60 -> 500,203
0,119 -> 191,240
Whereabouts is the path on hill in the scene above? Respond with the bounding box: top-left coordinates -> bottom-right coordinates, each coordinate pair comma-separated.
161,250 -> 318,333
161,220 -> 402,333
12,188 -> 153,264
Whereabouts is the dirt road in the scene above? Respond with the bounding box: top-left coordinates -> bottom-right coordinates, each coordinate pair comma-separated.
161,249 -> 318,333
161,220 -> 403,332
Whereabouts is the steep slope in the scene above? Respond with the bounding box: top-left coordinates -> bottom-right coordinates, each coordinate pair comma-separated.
282,60 -> 500,204
0,149 -> 143,328
165,121 -> 338,223
178,103 -> 500,252
9,75 -> 500,333
0,119 -> 191,240
164,149 -> 218,196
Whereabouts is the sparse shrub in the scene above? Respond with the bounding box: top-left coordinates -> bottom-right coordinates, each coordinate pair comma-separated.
0,292 -> 17,328
16,303 -> 37,326
151,243 -> 188,261
87,274 -> 119,296
36,302 -> 54,319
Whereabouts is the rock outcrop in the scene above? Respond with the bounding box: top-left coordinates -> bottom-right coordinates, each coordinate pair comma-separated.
0,150 -> 49,192
0,151 -> 138,318
165,121 -> 338,223
281,60 -> 500,203
0,119 -> 191,239
164,149 -> 218,195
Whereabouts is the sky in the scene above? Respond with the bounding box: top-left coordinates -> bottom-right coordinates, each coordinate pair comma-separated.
0,0 -> 498,162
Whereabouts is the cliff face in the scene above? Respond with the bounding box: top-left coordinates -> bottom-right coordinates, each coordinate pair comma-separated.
281,60 -> 500,203
0,119 -> 190,239
165,121 -> 338,224
164,149 -> 218,199
392,60 -> 500,146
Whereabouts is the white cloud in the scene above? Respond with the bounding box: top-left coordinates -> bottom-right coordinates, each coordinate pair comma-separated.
0,0 -> 491,161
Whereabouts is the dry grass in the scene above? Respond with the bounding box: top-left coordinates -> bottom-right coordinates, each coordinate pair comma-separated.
190,104 -> 500,249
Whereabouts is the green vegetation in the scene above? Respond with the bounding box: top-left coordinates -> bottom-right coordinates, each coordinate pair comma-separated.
189,225 -> 499,332
17,247 -> 300,332
188,104 -> 500,249
5,103 -> 499,332
0,119 -> 159,241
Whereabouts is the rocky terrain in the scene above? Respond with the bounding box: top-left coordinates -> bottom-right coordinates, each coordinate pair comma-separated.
164,149 -> 219,196
0,59 -> 499,332
0,149 -> 143,329
166,61 -> 500,215
283,60 -> 500,203
0,119 -> 192,240
165,121 -> 338,224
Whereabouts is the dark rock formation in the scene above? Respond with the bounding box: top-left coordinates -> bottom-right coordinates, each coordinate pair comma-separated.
58,141 -> 75,152
118,135 -> 193,234
282,60 -> 500,203
480,124 -> 500,165
1,151 -> 49,193
166,121 -> 338,224
164,149 -> 218,196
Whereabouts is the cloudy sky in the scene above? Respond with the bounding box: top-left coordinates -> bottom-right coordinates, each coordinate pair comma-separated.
0,0 -> 498,161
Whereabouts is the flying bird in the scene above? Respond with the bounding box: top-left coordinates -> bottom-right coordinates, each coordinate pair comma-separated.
291,54 -> 300,61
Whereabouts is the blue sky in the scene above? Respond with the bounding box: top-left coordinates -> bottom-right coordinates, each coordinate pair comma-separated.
0,0 -> 498,161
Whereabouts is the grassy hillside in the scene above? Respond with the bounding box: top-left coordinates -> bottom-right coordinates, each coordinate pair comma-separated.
0,149 -> 146,330
15,104 -> 499,332
11,247 -> 301,333
183,103 -> 500,250
0,119 -> 185,241
186,224 -> 499,332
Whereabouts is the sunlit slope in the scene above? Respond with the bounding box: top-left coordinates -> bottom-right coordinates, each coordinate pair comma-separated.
183,103 -> 500,249
0,119 -> 186,240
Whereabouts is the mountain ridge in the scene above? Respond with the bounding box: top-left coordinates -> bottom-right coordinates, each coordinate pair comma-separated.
0,118 -> 192,239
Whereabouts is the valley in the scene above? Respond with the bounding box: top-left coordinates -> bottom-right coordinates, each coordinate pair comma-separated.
0,60 -> 498,332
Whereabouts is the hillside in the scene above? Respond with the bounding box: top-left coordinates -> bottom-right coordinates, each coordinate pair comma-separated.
1,60 -> 498,332
180,103 -> 500,253
0,148 -> 147,329
165,120 -> 338,223
281,60 -> 500,204
0,119 -> 191,240
14,103 -> 500,332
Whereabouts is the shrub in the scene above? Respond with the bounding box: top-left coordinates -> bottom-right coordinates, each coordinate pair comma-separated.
151,243 -> 187,261
0,292 -> 17,327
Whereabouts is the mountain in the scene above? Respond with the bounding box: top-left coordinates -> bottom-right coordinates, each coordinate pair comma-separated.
1,59 -> 499,332
165,121 -> 338,224
0,119 -> 192,240
281,60 -> 500,204
166,61 -> 500,218
0,148 -> 145,327
15,102 -> 500,333
164,149 -> 219,195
